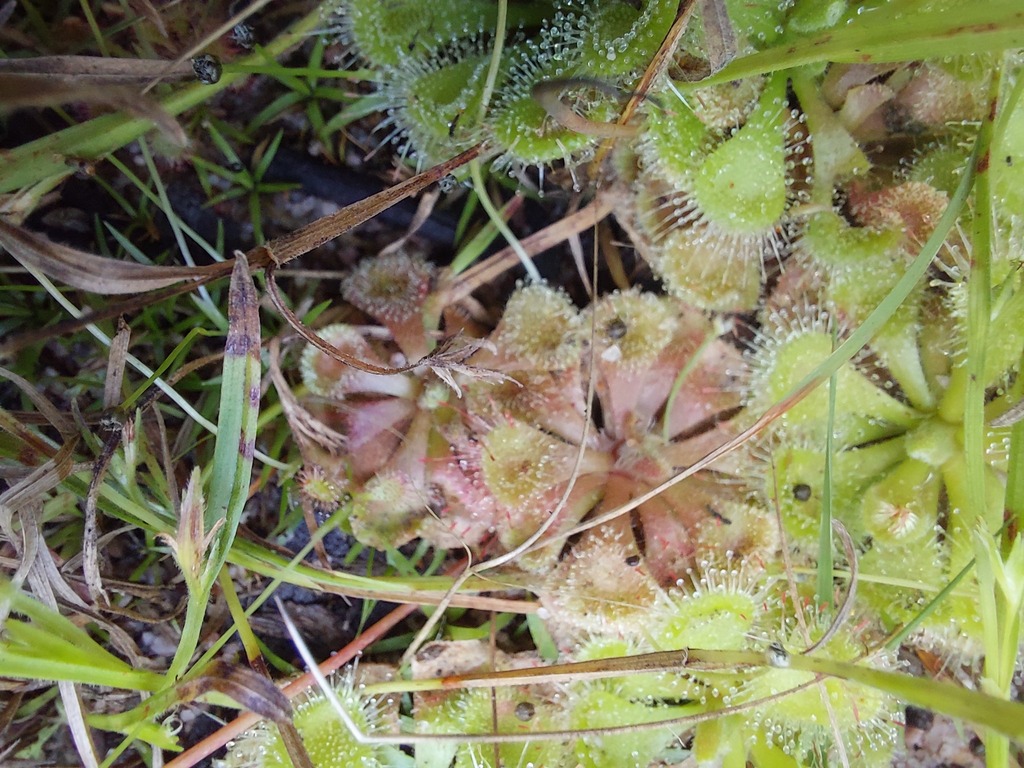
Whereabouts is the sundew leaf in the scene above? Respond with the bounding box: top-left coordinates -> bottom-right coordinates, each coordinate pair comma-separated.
788,113 -> 981,420
550,98 -> 981,547
701,1 -> 1024,85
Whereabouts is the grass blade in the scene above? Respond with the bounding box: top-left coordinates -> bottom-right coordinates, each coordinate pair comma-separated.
702,2 -> 1024,84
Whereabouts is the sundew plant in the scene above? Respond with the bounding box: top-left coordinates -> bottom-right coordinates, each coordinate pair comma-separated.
2,1 -> 1024,767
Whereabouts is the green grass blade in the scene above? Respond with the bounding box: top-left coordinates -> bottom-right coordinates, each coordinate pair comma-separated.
816,334 -> 838,608
792,653 -> 1024,742
203,255 -> 260,556
702,2 -> 1024,85
963,73 -> 1001,533
0,7 -> 326,193
0,653 -> 164,691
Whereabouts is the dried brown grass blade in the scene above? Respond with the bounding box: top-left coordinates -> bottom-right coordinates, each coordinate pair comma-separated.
2,144 -> 482,315
178,660 -> 293,724
0,691 -> 24,740
698,0 -> 738,75
104,318 -> 131,410
0,218 -> 213,294
0,75 -> 188,146
0,365 -> 74,440
991,397 -> 1024,427
265,266 -> 428,375
0,55 -> 194,83
85,315 -> 130,602
0,408 -> 59,463
267,338 -> 347,454
268,337 -> 346,565
268,266 -> 506,390
590,0 -> 699,169
128,0 -> 168,38
251,143 -> 485,269
0,449 -> 83,623
444,194 -> 614,302
84,426 -> 123,606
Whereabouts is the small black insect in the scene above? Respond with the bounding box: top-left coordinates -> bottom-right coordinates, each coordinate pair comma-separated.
765,641 -> 790,668
606,316 -> 627,340
792,483 -> 812,502
514,702 -> 535,721
191,54 -> 222,85
438,173 -> 459,194
624,554 -> 641,567
231,22 -> 255,51
447,111 -> 462,138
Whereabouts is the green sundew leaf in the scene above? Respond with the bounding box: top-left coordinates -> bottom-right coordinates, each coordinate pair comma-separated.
701,1 -> 1024,85
781,103 -> 981,423
789,69 -> 868,190
202,255 -> 261,573
790,652 -> 1024,742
